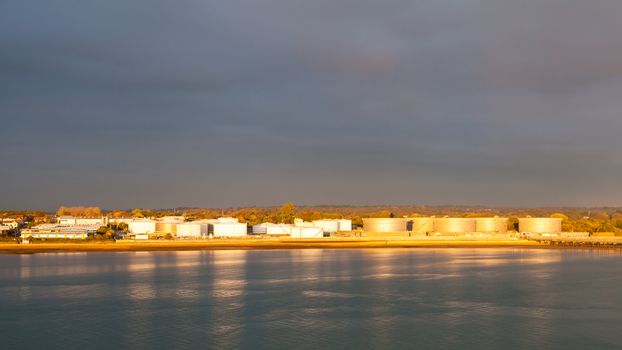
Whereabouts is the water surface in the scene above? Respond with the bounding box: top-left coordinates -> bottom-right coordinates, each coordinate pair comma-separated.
1,249 -> 621,349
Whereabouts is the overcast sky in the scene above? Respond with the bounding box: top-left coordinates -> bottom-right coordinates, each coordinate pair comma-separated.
2,1 -> 622,210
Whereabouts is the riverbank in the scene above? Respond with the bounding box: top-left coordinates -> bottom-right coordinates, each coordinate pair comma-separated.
0,237 -> 547,253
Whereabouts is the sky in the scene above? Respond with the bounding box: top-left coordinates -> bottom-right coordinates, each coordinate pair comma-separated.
2,1 -> 622,210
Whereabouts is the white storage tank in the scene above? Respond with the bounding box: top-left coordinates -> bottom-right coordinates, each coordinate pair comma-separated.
337,219 -> 352,231
129,220 -> 156,234
176,222 -> 208,238
433,218 -> 476,234
213,222 -> 247,237
475,217 -> 508,233
252,223 -> 269,234
266,224 -> 292,235
519,218 -> 562,234
290,227 -> 324,238
312,220 -> 340,233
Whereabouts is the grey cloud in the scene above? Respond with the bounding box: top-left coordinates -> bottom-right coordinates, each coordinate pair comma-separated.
1,0 -> 622,209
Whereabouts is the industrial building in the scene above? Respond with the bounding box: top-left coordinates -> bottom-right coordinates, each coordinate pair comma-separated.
519,218 -> 562,234
21,224 -> 97,239
58,216 -> 106,226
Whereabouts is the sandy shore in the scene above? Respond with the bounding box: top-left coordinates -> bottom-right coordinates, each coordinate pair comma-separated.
0,238 -> 544,253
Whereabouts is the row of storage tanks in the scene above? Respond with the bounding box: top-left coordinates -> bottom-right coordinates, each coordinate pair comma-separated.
362,217 -> 563,234
252,219 -> 352,238
128,217 -> 246,238
128,218 -> 353,238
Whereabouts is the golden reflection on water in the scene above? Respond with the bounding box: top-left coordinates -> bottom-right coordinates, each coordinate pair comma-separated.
211,250 -> 247,345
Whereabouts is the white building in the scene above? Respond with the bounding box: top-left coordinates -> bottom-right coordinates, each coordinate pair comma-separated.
21,224 -> 98,239
58,216 -> 106,226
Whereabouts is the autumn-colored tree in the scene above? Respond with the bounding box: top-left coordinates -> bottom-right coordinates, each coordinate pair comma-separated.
277,202 -> 296,224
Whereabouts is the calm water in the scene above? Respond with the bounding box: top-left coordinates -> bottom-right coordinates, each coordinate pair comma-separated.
1,249 -> 621,349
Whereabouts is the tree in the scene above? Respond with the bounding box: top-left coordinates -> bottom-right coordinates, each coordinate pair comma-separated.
278,202 -> 296,224
131,209 -> 145,218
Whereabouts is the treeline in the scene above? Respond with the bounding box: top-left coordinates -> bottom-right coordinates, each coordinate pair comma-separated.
41,204 -> 622,234
56,206 -> 102,217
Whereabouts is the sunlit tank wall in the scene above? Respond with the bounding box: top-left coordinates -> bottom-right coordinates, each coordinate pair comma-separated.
290,227 -> 324,238
128,221 -> 156,234
155,222 -> 177,234
362,218 -> 408,232
213,222 -> 248,237
176,223 -> 207,237
475,218 -> 508,233
433,218 -> 476,233
519,218 -> 562,233
312,220 -> 340,233
411,218 -> 434,233
337,219 -> 352,231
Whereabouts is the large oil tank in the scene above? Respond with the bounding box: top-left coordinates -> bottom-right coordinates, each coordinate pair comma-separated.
433,218 -> 476,234
519,218 -> 562,233
128,220 -> 156,234
155,222 -> 177,234
362,218 -> 408,232
312,220 -> 340,233
411,217 -> 434,233
176,222 -> 207,238
475,217 -> 508,233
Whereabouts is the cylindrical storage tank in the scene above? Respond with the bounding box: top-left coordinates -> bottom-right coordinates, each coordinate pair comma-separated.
176,222 -> 207,238
155,222 -> 177,234
213,222 -> 247,237
411,217 -> 434,233
290,227 -> 324,238
128,220 -> 156,234
433,218 -> 476,234
252,223 -> 269,235
266,224 -> 292,235
475,217 -> 508,233
312,220 -> 340,233
337,219 -> 352,231
362,218 -> 408,232
519,218 -> 562,234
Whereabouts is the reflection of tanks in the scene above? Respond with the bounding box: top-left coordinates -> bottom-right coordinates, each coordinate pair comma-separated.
433,218 -> 476,234
519,218 -> 562,234
362,218 -> 408,232
475,217 -> 508,233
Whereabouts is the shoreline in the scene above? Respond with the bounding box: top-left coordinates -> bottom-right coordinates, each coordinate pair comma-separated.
2,237 -> 622,254
0,238 -> 578,254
